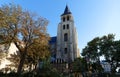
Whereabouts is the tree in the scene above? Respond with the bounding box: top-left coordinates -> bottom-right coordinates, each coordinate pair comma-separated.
113,40 -> 120,72
36,59 -> 62,77
100,34 -> 116,73
25,38 -> 50,71
72,58 -> 88,77
82,37 -> 101,63
91,62 -> 103,73
82,34 -> 120,73
100,34 -> 115,60
0,4 -> 49,74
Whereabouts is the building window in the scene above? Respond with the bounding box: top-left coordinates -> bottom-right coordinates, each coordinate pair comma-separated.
63,25 -> 65,29
63,17 -> 65,22
67,16 -> 69,21
64,48 -> 67,54
64,33 -> 68,41
67,24 -> 69,29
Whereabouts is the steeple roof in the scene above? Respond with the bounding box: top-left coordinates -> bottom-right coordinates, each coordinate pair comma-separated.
61,5 -> 72,16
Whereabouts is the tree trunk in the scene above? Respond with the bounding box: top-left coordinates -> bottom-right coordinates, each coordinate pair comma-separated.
35,63 -> 37,70
17,49 -> 27,74
29,63 -> 32,72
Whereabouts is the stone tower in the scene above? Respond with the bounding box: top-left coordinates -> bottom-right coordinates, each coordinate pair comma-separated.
56,5 -> 80,63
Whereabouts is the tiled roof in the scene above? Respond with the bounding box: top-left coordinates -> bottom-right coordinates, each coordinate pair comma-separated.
49,36 -> 57,44
61,5 -> 72,16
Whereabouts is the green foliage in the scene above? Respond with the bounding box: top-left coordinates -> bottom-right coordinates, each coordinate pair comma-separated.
91,62 -> 104,73
82,34 -> 120,73
82,37 -> 101,62
72,58 -> 88,73
100,34 -> 120,73
36,59 -> 62,77
100,34 -> 115,60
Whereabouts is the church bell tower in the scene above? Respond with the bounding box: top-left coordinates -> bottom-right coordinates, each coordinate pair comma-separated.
56,5 -> 80,63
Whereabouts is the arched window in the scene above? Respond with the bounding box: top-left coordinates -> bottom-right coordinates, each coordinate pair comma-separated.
63,25 -> 65,29
64,48 -> 67,54
63,17 -> 65,22
67,16 -> 69,21
67,24 -> 69,29
64,33 -> 68,41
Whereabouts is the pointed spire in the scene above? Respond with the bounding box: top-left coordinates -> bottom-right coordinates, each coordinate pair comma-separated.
61,5 -> 72,16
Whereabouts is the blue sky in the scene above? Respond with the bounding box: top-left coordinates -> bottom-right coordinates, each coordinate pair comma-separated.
0,0 -> 120,53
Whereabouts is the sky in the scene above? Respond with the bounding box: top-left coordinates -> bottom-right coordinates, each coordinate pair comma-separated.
0,0 -> 120,54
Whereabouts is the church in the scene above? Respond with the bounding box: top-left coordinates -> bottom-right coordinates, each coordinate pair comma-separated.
49,5 -> 80,64
0,5 -> 80,73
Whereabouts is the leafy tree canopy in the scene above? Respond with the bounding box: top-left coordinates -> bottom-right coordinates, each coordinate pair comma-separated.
82,34 -> 120,73
0,3 -> 50,74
